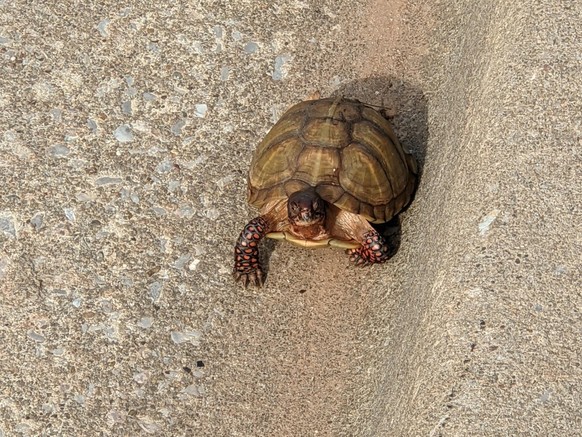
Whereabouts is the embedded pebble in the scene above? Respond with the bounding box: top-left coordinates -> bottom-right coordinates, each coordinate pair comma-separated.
27,331 -> 45,343
121,101 -> 132,115
137,417 -> 161,434
63,208 -> 76,222
97,19 -> 110,37
0,258 -> 8,279
220,66 -> 230,81
194,104 -> 207,118
152,206 -> 167,217
171,330 -> 201,345
137,317 -> 153,329
51,348 -> 65,356
273,54 -> 292,80
133,372 -> 148,384
72,298 -> 82,308
168,180 -> 181,192
182,384 -> 203,396
205,208 -> 220,220
173,254 -> 191,270
48,144 -> 70,158
156,159 -> 173,173
95,177 -> 123,186
76,192 -> 95,202
171,119 -> 186,136
50,108 -> 62,122
188,259 -> 200,271
113,124 -> 133,142
149,281 -> 163,303
106,409 -> 127,425
0,215 -> 16,238
87,118 -> 98,133
143,92 -> 156,101
216,174 -> 234,189
231,30 -> 242,41
478,209 -> 500,236
176,205 -> 194,218
244,42 -> 258,54
30,213 -> 44,230
213,25 -> 223,38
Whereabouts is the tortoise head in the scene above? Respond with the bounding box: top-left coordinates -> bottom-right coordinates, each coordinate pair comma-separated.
287,188 -> 326,227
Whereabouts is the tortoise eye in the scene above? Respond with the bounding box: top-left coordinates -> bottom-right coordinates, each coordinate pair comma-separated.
312,199 -> 320,211
290,203 -> 300,214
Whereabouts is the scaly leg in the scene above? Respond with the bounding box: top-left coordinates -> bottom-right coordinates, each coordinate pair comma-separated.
233,216 -> 269,287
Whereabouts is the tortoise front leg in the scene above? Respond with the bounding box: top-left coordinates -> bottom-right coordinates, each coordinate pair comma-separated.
347,229 -> 392,266
233,216 -> 269,287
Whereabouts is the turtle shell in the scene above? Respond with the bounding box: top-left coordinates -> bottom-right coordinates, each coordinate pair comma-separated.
248,97 -> 417,223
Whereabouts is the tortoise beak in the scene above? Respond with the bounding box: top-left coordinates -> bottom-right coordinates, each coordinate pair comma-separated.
300,210 -> 312,222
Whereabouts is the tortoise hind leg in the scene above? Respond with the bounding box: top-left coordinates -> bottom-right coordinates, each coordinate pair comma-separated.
233,216 -> 269,287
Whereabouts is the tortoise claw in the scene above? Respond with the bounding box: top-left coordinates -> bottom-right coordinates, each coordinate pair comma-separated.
347,248 -> 370,267
233,268 -> 265,288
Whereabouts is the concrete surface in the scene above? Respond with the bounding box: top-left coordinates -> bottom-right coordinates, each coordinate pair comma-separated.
0,0 -> 580,436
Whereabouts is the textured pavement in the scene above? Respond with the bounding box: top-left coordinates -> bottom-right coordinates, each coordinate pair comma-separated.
0,0 -> 580,436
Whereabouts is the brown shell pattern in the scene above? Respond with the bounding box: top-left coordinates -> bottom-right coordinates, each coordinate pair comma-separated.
248,97 -> 417,223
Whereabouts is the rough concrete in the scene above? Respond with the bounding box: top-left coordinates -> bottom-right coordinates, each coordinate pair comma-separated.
0,0 -> 580,436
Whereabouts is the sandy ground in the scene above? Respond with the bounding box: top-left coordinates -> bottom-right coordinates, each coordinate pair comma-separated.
0,0 -> 580,436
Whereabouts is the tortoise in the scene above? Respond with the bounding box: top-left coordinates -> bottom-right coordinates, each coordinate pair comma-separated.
233,95 -> 417,286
